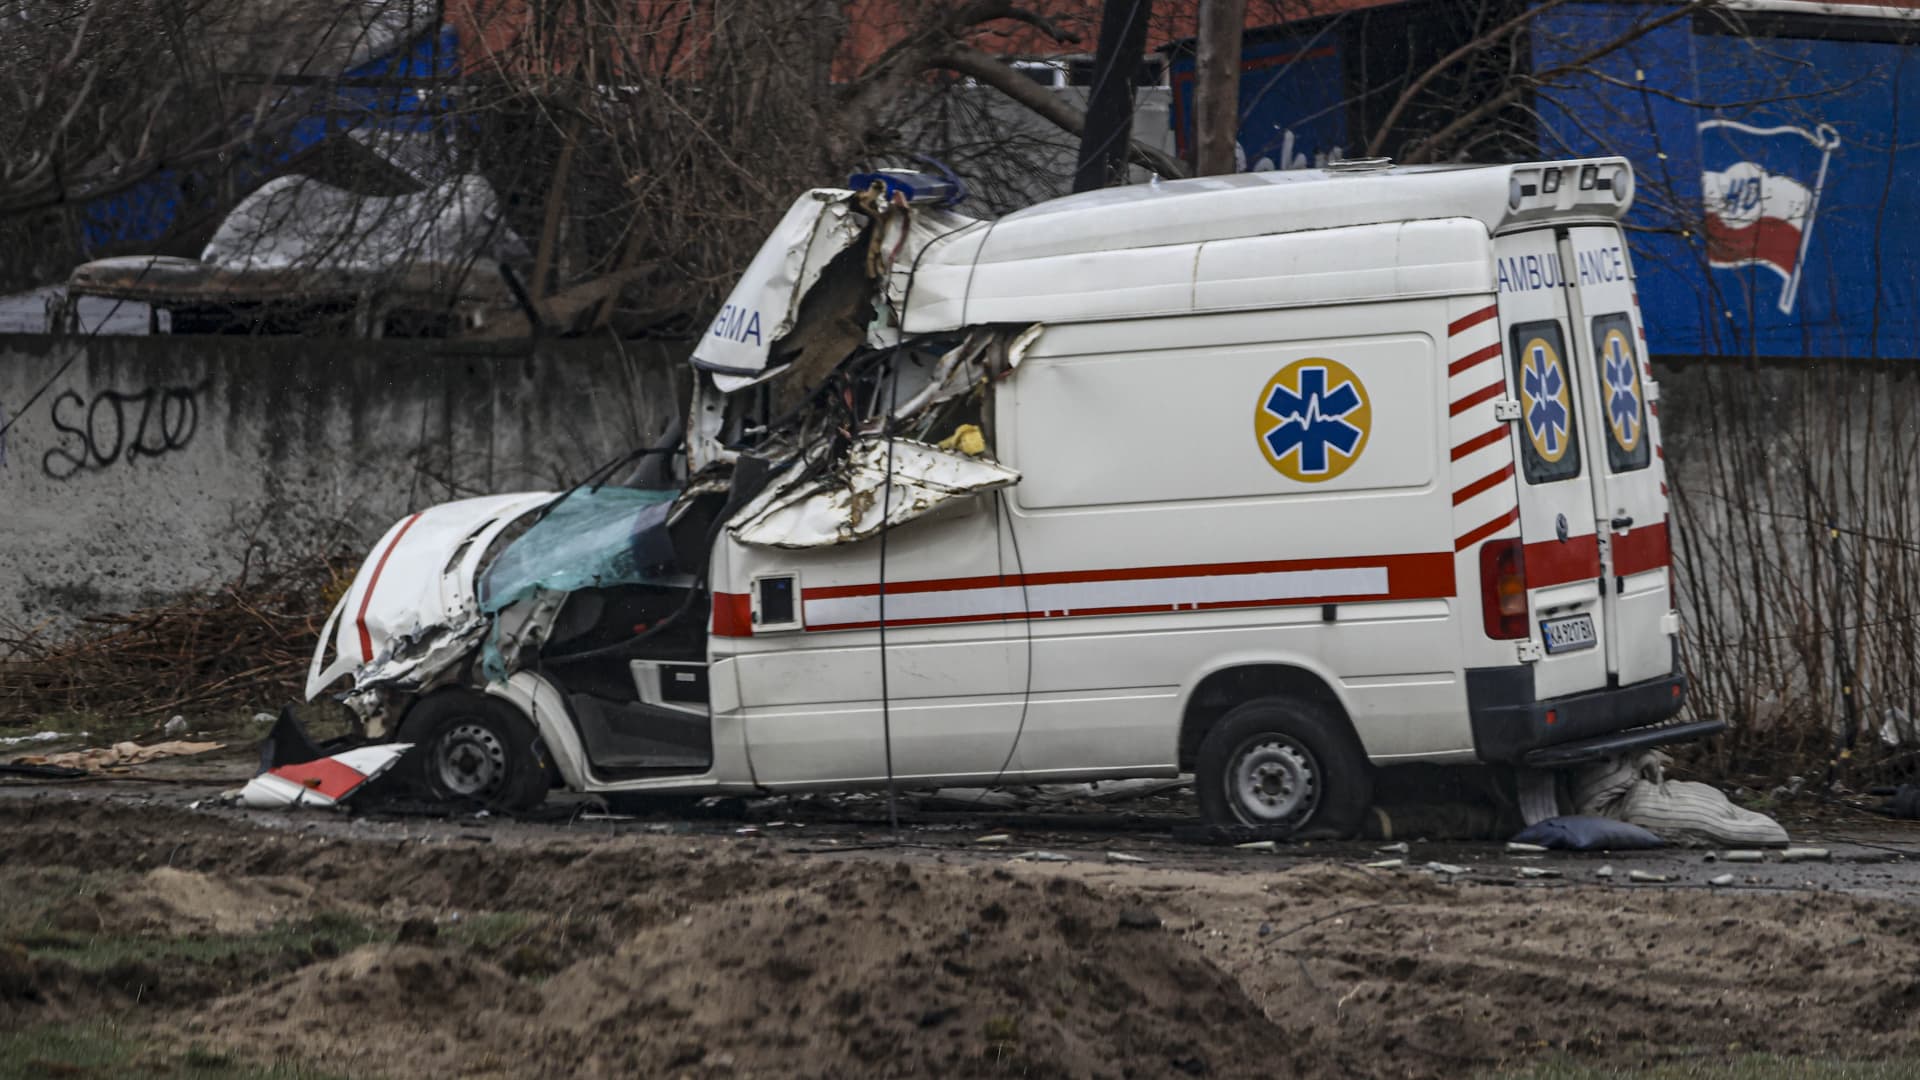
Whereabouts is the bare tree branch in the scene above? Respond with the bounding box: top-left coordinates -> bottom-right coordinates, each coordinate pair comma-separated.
934,42 -> 1188,179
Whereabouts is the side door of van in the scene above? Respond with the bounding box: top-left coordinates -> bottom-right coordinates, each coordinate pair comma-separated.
1493,229 -> 1611,700
728,469 -> 1033,789
1561,226 -> 1675,686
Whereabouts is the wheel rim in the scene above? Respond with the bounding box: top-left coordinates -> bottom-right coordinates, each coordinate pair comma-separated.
434,721 -> 507,799
1225,734 -> 1321,827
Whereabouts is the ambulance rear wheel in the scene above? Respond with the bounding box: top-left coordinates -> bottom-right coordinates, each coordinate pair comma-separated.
399,691 -> 551,812
1196,697 -> 1371,837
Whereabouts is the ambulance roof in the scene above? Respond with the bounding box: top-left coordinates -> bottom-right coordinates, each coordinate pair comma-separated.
898,158 -> 1633,333
967,158 -> 1633,267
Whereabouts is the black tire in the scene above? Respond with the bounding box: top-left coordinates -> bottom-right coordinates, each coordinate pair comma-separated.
398,690 -> 551,811
1194,696 -> 1372,836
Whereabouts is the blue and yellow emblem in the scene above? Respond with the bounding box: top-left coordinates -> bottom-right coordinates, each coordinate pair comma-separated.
1599,327 -> 1643,454
1519,337 -> 1574,463
1254,358 -> 1371,482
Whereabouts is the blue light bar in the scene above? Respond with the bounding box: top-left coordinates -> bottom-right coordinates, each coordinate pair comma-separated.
847,168 -> 965,208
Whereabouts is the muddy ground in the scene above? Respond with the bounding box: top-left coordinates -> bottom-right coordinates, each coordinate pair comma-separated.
4,761 -> 1920,1079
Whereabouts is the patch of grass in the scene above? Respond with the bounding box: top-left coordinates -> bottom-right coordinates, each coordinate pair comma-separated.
22,911 -> 385,973
0,868 -> 125,941
1491,1056 -> 1920,1079
439,911 -> 531,952
0,1022 -> 347,1079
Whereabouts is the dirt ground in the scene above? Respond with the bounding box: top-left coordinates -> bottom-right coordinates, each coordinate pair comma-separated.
5,761 -> 1920,1079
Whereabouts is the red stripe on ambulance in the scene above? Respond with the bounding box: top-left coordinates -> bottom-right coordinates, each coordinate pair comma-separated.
355,512 -> 424,659
1454,507 -> 1519,551
1449,380 -> 1505,416
1453,463 -> 1516,506
1612,521 -> 1671,577
1524,535 -> 1602,588
1447,342 -> 1502,378
729,553 -> 1459,634
1451,426 -> 1508,460
1448,304 -> 1498,337
711,592 -> 754,637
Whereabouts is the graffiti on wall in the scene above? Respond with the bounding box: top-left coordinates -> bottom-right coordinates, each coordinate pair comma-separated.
42,382 -> 207,480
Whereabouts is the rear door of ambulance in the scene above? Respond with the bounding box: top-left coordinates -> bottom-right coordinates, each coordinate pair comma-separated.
1560,226 -> 1674,686
1492,229 -> 1610,700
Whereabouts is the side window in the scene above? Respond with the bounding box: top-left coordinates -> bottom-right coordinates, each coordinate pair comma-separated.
1590,313 -> 1651,472
1509,320 -> 1582,484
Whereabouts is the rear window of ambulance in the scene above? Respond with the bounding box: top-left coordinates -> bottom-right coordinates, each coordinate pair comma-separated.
1508,320 -> 1582,485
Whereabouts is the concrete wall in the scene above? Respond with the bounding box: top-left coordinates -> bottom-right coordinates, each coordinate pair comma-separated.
1652,358 -> 1920,746
0,334 -> 689,629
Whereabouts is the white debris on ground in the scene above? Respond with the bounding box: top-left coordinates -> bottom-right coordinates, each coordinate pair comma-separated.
0,730 -> 86,747
1570,750 -> 1789,847
237,744 -> 411,810
912,777 -> 1191,811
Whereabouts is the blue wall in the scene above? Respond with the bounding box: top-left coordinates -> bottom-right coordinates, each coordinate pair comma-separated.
1180,3 -> 1919,360
1535,4 -> 1919,360
1170,29 -> 1348,170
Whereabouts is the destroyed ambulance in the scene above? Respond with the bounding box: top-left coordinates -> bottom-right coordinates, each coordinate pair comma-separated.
306,158 -> 1718,833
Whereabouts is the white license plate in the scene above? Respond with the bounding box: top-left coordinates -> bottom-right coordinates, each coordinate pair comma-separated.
1541,614 -> 1597,654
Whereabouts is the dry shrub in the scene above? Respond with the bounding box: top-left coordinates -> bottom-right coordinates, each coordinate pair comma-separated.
0,548 -> 356,726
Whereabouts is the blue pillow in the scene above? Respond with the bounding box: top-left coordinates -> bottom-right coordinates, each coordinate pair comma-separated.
1513,815 -> 1665,850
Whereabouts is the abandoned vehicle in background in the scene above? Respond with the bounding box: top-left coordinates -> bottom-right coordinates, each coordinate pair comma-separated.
305,158 -> 1714,834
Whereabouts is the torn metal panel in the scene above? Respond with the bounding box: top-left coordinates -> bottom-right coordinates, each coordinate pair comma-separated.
693,189 -> 872,387
238,743 -> 412,809
875,207 -> 988,340
731,439 -> 1019,549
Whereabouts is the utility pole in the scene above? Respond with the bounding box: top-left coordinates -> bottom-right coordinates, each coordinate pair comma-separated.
1073,0 -> 1154,193
1193,0 -> 1246,176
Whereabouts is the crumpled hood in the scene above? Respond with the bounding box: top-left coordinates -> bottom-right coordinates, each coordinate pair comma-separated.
306,491 -> 555,700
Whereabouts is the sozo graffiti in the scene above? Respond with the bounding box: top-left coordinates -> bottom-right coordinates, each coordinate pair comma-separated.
42,383 -> 205,480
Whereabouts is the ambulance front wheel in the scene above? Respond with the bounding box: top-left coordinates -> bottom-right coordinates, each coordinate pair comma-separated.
399,690 -> 552,812
1196,696 -> 1372,837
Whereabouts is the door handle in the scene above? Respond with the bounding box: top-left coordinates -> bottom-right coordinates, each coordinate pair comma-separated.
1610,515 -> 1633,530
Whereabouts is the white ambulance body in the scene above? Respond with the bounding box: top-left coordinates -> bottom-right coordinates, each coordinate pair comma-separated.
315,158 -> 1709,833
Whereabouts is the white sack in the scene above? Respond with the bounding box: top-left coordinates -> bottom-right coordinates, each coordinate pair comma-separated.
1572,751 -> 1788,847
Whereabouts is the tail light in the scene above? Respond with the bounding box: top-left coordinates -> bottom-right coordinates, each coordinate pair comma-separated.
1480,539 -> 1530,640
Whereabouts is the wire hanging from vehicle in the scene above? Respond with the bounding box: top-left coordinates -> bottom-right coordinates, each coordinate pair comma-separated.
976,487 -> 1035,802
878,355 -> 902,835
